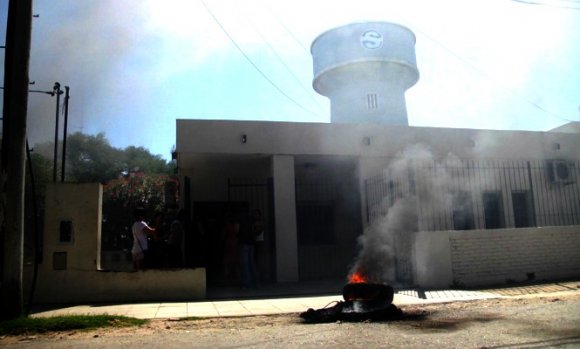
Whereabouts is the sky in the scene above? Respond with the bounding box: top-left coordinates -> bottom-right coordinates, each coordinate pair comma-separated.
1,0 -> 579,160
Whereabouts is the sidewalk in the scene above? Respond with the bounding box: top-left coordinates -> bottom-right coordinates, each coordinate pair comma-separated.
30,280 -> 580,320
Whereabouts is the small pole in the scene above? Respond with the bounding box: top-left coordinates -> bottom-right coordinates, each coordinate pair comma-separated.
60,86 -> 70,182
52,82 -> 62,182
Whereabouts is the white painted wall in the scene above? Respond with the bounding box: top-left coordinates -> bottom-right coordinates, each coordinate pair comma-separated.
176,120 -> 580,161
413,226 -> 580,288
449,226 -> 580,286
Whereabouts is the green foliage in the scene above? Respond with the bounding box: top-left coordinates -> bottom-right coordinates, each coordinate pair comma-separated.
28,132 -> 178,252
66,132 -> 125,182
101,174 -> 177,251
33,132 -> 174,183
176,316 -> 202,321
0,315 -> 147,335
123,145 -> 173,174
104,174 -> 170,212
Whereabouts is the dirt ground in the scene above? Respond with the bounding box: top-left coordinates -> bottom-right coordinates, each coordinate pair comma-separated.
2,292 -> 580,348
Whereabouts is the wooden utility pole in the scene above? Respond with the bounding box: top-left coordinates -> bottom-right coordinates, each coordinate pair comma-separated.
0,0 -> 33,320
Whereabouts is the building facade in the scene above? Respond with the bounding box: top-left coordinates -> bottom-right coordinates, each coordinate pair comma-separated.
174,21 -> 579,288
175,120 -> 580,286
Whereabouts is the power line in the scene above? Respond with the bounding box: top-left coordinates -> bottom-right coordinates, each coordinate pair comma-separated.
240,0 -> 326,114
199,0 -> 325,120
510,0 -> 580,10
398,16 -> 578,123
255,0 -> 311,55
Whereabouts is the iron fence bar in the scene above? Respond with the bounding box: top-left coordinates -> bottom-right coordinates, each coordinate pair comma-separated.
572,161 -> 580,225
506,160 -> 516,227
536,160 -> 549,226
526,161 -> 538,227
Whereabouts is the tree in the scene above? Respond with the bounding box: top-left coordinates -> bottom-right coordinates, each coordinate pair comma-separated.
123,146 -> 173,175
65,132 -> 124,183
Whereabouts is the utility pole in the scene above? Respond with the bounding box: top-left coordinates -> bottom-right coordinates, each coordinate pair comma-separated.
0,0 -> 33,320
52,82 -> 62,182
61,86 -> 70,182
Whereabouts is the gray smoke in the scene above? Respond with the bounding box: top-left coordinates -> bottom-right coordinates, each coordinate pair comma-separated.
3,1 -> 147,147
349,144 -> 456,285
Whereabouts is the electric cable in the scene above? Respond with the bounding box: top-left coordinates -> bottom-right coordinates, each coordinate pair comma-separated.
24,139 -> 41,316
199,0 -> 325,120
510,0 -> 580,10
397,15 -> 579,123
239,0 -> 326,115
254,0 -> 311,55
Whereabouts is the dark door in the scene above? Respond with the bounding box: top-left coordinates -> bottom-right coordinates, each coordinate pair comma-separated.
192,201 -> 248,286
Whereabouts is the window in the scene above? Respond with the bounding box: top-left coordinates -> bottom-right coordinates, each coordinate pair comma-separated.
59,220 -> 73,243
483,192 -> 505,229
452,191 -> 475,230
512,191 -> 535,228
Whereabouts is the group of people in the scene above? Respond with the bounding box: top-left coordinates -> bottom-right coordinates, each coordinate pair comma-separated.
222,209 -> 265,288
132,206 -> 266,289
131,208 -> 186,270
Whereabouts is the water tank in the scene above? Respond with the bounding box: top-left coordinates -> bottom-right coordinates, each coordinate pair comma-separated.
311,22 -> 419,125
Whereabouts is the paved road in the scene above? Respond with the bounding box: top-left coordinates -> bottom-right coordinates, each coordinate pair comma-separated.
7,287 -> 580,349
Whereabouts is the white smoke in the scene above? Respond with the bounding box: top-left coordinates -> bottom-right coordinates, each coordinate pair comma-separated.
349,144 -> 457,285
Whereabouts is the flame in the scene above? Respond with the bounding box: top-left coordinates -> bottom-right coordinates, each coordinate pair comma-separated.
348,271 -> 367,284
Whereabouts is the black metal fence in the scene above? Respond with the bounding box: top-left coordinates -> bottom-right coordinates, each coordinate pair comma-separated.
365,159 -> 580,231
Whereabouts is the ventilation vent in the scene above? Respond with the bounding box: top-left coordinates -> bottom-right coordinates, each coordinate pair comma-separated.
367,93 -> 378,109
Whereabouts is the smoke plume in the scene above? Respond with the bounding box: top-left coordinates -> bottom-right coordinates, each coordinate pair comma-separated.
4,1 -> 149,149
349,144 -> 456,285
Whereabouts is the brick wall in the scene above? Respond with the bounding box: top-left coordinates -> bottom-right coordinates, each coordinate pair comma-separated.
449,226 -> 580,286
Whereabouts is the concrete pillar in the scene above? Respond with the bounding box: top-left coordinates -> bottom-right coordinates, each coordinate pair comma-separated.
271,155 -> 299,282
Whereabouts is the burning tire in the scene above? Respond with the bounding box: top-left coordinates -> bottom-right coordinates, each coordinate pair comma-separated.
300,283 -> 400,323
342,283 -> 394,304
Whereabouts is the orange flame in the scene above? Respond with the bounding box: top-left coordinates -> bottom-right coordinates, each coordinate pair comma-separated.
348,271 -> 367,284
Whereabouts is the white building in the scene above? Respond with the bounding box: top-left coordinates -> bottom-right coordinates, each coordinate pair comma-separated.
175,22 -> 580,289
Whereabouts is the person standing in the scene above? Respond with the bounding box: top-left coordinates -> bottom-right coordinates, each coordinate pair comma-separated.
131,208 -> 156,270
165,209 -> 186,267
148,211 -> 165,268
222,211 -> 240,282
238,211 -> 257,288
252,209 -> 266,282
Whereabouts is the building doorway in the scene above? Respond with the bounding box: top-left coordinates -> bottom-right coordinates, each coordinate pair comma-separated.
192,201 -> 248,286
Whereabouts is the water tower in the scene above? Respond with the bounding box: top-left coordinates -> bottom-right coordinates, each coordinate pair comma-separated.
311,22 -> 419,125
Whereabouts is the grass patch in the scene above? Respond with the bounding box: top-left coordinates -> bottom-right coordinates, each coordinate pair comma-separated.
0,315 -> 147,336
176,316 -> 202,321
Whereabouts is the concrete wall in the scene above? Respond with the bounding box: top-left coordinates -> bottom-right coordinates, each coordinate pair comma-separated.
414,226 -> 580,288
34,183 -> 206,304
176,120 -> 580,161
35,268 -> 206,304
